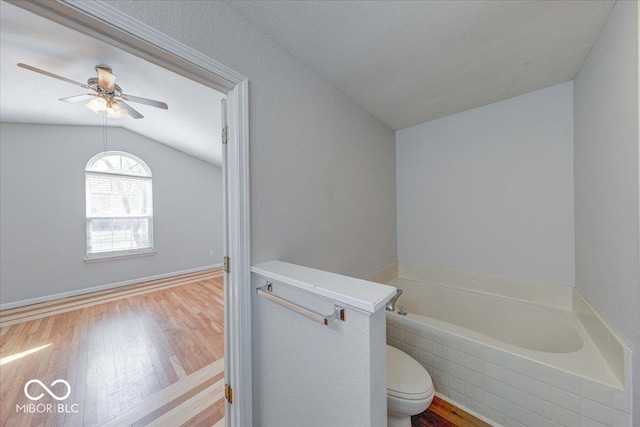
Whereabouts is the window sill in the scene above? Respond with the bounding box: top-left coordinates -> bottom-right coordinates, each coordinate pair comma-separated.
84,249 -> 156,263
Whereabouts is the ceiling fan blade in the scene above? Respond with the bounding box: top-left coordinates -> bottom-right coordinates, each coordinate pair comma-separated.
17,63 -> 94,91
59,94 -> 98,104
116,100 -> 144,119
96,66 -> 117,92
120,93 -> 168,110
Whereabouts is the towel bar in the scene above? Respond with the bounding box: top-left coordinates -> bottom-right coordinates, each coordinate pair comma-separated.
256,282 -> 345,325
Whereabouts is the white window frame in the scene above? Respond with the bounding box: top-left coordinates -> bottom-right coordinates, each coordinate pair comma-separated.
84,151 -> 155,262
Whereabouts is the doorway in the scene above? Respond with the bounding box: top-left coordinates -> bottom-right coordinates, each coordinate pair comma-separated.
0,1 -> 251,425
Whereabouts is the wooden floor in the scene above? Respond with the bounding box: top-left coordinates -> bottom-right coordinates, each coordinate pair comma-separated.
412,396 -> 492,427
0,269 -> 225,427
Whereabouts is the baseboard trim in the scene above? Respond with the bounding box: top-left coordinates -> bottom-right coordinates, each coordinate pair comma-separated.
0,264 -> 223,311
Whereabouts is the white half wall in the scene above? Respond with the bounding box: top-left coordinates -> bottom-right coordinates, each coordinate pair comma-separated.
396,82 -> 575,287
0,123 -> 223,305
573,0 -> 639,421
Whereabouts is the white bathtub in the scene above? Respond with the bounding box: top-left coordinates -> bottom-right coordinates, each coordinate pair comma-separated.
386,278 -> 632,427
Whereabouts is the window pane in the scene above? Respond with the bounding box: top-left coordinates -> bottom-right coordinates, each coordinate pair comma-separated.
88,217 -> 152,254
86,175 -> 152,217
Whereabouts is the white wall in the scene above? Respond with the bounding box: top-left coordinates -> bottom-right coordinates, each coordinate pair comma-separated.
100,2 -> 397,423
103,1 -> 398,281
0,123 -> 223,305
396,82 -> 575,286
573,0 -> 640,421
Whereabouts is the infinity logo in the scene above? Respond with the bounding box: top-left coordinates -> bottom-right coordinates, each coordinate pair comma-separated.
24,379 -> 71,401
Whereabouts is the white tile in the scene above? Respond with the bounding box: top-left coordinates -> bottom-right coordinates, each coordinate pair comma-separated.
404,320 -> 418,336
485,408 -> 505,426
448,348 -> 465,366
418,337 -> 431,352
465,397 -> 485,417
448,335 -> 465,352
392,339 -> 405,351
449,376 -> 465,394
582,398 -> 614,427
418,350 -> 431,367
526,394 -> 553,419
582,417 -> 608,427
386,335 -> 393,345
527,411 -> 554,427
464,341 -> 484,359
521,359 -> 552,383
448,361 -> 464,380
483,377 -> 504,397
500,384 -> 527,408
503,417 -> 526,427
432,368 -> 447,386
404,332 -> 418,347
613,410 -> 631,427
613,389 -> 631,414
551,387 -> 581,414
553,406 -> 580,427
465,368 -> 483,388
405,344 -> 419,360
433,381 -> 448,396
484,362 -> 506,382
432,355 -> 447,372
502,352 -> 526,372
551,370 -> 581,394
482,346 -> 504,365
449,390 -> 465,406
465,354 -> 483,373
504,402 -> 528,425
484,391 -> 504,413
431,342 -> 448,359
527,377 -> 555,401
465,383 -> 484,404
432,330 -> 447,345
581,379 -> 614,407
393,328 -> 405,341
503,367 -> 528,392
387,315 -> 399,328
418,325 -> 432,339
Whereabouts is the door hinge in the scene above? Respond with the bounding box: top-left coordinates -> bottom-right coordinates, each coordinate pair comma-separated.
225,383 -> 233,404
223,256 -> 230,273
222,126 -> 229,144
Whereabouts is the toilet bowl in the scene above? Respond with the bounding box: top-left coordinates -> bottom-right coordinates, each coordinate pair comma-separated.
387,345 -> 434,427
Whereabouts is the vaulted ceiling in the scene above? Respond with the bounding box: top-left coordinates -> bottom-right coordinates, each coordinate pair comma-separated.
226,0 -> 614,130
1,1 -> 225,166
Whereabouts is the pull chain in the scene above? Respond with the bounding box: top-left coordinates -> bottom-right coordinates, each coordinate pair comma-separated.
103,113 -> 108,153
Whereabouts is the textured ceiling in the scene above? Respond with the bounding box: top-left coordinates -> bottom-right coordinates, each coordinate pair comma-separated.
1,2 -> 225,166
226,0 -> 614,130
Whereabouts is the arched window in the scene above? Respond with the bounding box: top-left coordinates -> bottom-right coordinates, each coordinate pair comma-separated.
85,151 -> 153,259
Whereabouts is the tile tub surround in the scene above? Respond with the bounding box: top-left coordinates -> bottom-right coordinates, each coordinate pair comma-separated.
387,313 -> 632,427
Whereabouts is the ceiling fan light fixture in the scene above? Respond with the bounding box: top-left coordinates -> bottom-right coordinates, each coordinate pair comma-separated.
85,97 -> 107,114
84,97 -> 127,118
106,103 -> 127,118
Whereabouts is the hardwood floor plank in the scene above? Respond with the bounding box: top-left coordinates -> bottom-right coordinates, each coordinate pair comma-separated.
0,271 -> 225,426
412,397 -> 492,427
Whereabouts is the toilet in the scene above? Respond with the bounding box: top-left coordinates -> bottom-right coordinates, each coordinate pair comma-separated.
386,345 -> 434,427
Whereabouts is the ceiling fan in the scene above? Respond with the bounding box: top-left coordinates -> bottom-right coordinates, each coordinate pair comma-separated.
17,63 -> 168,119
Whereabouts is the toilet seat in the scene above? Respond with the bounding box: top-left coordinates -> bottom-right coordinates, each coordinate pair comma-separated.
386,345 -> 434,401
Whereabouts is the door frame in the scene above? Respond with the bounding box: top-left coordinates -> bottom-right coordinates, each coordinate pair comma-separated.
9,1 -> 253,425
